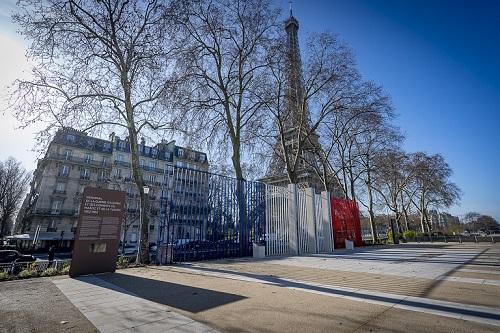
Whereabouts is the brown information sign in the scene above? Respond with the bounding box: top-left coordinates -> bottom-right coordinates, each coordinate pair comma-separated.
69,187 -> 126,277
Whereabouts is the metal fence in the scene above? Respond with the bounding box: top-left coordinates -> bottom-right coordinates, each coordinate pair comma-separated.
0,259 -> 71,276
156,165 -> 266,263
265,185 -> 290,256
406,234 -> 497,243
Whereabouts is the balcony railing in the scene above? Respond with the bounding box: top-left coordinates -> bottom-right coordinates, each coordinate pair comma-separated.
49,153 -> 112,168
114,160 -> 131,167
34,208 -> 76,216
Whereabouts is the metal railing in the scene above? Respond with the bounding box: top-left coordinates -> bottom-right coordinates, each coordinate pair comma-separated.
405,234 -> 498,243
0,259 -> 71,275
49,153 -> 111,168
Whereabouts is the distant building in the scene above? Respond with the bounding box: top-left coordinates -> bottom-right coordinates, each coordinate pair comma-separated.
428,210 -> 460,230
14,128 -> 208,250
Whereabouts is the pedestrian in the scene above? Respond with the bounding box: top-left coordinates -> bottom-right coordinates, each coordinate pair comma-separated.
48,245 -> 56,267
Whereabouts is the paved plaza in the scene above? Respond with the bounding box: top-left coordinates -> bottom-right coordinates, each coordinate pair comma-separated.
2,243 -> 500,332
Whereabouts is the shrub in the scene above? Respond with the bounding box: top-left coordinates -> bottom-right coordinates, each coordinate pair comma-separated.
402,230 -> 416,240
116,256 -> 130,268
18,263 -> 39,279
0,271 -> 9,281
61,262 -> 71,274
40,267 -> 59,277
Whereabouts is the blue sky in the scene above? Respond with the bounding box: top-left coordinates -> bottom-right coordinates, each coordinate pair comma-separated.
277,0 -> 500,220
0,0 -> 499,220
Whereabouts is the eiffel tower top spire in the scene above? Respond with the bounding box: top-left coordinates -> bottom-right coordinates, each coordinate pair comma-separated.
284,2 -> 305,129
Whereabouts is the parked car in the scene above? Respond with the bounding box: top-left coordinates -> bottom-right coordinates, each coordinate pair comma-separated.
0,250 -> 36,264
118,245 -> 137,255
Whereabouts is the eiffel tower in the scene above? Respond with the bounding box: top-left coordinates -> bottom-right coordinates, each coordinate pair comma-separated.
262,5 -> 338,193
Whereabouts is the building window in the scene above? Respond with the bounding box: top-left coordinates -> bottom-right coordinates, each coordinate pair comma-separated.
118,140 -> 126,150
47,219 -> 57,232
117,154 -> 124,162
189,152 -> 196,160
149,174 -> 156,183
51,200 -> 62,214
99,170 -> 108,181
115,169 -> 122,178
151,148 -> 158,157
149,161 -> 156,170
64,149 -> 72,160
55,182 -> 65,193
103,142 -> 111,151
176,161 -> 184,168
81,168 -> 91,180
84,153 -> 92,164
59,165 -> 70,177
140,159 -> 145,168
101,156 -> 108,166
178,148 -> 184,157
67,134 -> 76,142
145,147 -> 150,155
164,151 -> 171,160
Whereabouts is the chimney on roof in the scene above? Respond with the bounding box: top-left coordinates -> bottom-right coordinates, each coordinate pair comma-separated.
140,137 -> 146,146
109,132 -> 115,142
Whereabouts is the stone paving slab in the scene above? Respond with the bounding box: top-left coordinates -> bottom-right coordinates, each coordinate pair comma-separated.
52,276 -> 219,333
107,267 -> 500,333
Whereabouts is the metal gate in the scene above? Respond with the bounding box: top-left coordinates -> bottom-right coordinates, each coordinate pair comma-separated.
156,165 -> 266,263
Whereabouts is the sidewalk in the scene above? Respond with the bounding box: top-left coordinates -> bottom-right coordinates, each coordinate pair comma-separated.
52,276 -> 219,333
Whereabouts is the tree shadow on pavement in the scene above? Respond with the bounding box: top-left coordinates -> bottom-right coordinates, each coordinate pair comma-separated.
88,272 -> 247,313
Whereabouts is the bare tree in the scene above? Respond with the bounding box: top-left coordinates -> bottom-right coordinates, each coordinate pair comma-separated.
409,152 -> 461,233
317,81 -> 392,198
10,0 -> 180,263
263,32 -> 358,186
372,150 -> 415,233
0,158 -> 30,238
172,0 -> 280,252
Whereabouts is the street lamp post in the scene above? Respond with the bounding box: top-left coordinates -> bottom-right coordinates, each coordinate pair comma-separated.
136,185 -> 149,264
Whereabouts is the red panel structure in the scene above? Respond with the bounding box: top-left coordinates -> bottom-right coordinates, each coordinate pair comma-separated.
330,197 -> 363,249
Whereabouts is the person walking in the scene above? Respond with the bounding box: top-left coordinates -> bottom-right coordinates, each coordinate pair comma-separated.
48,245 -> 56,267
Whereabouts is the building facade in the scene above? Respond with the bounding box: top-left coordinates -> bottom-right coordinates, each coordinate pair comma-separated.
15,128 -> 208,250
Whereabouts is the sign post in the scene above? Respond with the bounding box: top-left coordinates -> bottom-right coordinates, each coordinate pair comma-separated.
69,187 -> 126,277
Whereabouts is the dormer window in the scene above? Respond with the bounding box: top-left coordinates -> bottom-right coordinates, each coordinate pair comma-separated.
67,134 -> 76,142
178,148 -> 184,158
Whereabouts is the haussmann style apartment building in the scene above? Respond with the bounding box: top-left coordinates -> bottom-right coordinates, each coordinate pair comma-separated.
14,128 -> 209,251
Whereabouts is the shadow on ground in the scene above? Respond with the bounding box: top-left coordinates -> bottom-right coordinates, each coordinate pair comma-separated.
89,272 -> 247,313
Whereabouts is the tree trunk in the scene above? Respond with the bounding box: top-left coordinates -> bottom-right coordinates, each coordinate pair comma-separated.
419,194 -> 426,233
366,175 -> 377,243
230,136 -> 249,256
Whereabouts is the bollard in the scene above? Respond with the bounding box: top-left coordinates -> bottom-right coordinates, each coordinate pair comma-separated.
474,235 -> 478,243
491,236 -> 495,244
459,236 -> 462,243
444,235 -> 447,243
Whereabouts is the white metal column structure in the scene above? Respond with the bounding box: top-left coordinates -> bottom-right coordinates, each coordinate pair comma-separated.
265,184 -> 291,256
264,185 -> 333,256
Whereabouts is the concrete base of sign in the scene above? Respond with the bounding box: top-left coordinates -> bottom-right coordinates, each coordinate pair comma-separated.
345,240 -> 354,249
253,243 -> 266,258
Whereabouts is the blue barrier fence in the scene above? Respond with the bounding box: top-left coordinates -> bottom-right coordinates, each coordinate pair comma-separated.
156,165 -> 266,263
